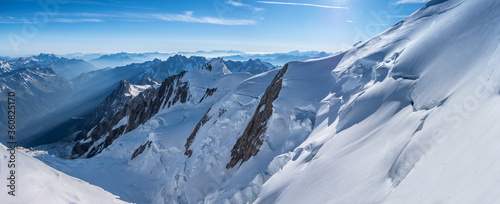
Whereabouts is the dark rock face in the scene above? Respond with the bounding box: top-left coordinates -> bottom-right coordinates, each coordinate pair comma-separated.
184,108 -> 213,157
131,141 -> 152,160
71,71 -> 192,158
201,63 -> 213,71
71,80 -> 133,157
82,80 -> 133,133
71,141 -> 93,156
199,88 -> 217,103
183,107 -> 227,157
226,64 -> 288,169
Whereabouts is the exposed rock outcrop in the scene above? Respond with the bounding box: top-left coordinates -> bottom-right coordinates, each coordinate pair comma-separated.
199,88 -> 217,103
184,108 -> 212,157
131,141 -> 152,160
226,64 -> 288,169
72,71 -> 191,158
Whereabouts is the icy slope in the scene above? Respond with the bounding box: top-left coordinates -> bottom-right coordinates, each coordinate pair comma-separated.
255,0 -> 500,203
0,144 -> 128,203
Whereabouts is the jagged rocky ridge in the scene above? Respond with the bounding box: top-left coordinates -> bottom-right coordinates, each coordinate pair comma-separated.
33,55 -> 276,151
71,59 -> 232,158
72,71 -> 189,158
226,64 -> 288,168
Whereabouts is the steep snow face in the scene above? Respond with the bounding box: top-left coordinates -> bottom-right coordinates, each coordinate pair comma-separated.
0,144 -> 128,203
255,0 -> 500,203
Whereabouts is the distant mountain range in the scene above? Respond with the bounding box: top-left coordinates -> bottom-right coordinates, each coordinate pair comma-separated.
223,50 -> 334,65
1,54 -> 96,79
0,67 -> 74,143
89,52 -> 152,69
58,50 -> 334,69
73,55 -> 277,94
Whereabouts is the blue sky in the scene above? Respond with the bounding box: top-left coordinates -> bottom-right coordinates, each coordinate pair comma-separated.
0,0 -> 428,56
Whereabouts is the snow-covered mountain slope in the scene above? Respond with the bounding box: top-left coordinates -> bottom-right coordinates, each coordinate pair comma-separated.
0,144 -> 128,203
33,0 -> 500,203
255,0 -> 500,203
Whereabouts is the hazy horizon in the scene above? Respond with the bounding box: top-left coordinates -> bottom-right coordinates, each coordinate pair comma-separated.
0,49 -> 334,58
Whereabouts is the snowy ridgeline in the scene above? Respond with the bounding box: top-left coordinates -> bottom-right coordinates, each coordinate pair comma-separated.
9,0 -> 500,203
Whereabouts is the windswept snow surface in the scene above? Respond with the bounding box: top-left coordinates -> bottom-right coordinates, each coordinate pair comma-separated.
0,144 -> 128,204
256,0 -> 500,203
32,0 -> 500,203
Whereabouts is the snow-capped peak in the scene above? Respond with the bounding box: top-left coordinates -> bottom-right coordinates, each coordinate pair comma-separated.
200,58 -> 232,75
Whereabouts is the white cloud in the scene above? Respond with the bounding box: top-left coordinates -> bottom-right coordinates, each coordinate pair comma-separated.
225,0 -> 264,12
58,13 -> 119,18
153,11 -> 257,25
226,0 -> 244,7
51,18 -> 103,23
256,1 -> 348,9
0,11 -> 258,25
394,0 -> 429,4
0,17 -> 103,24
